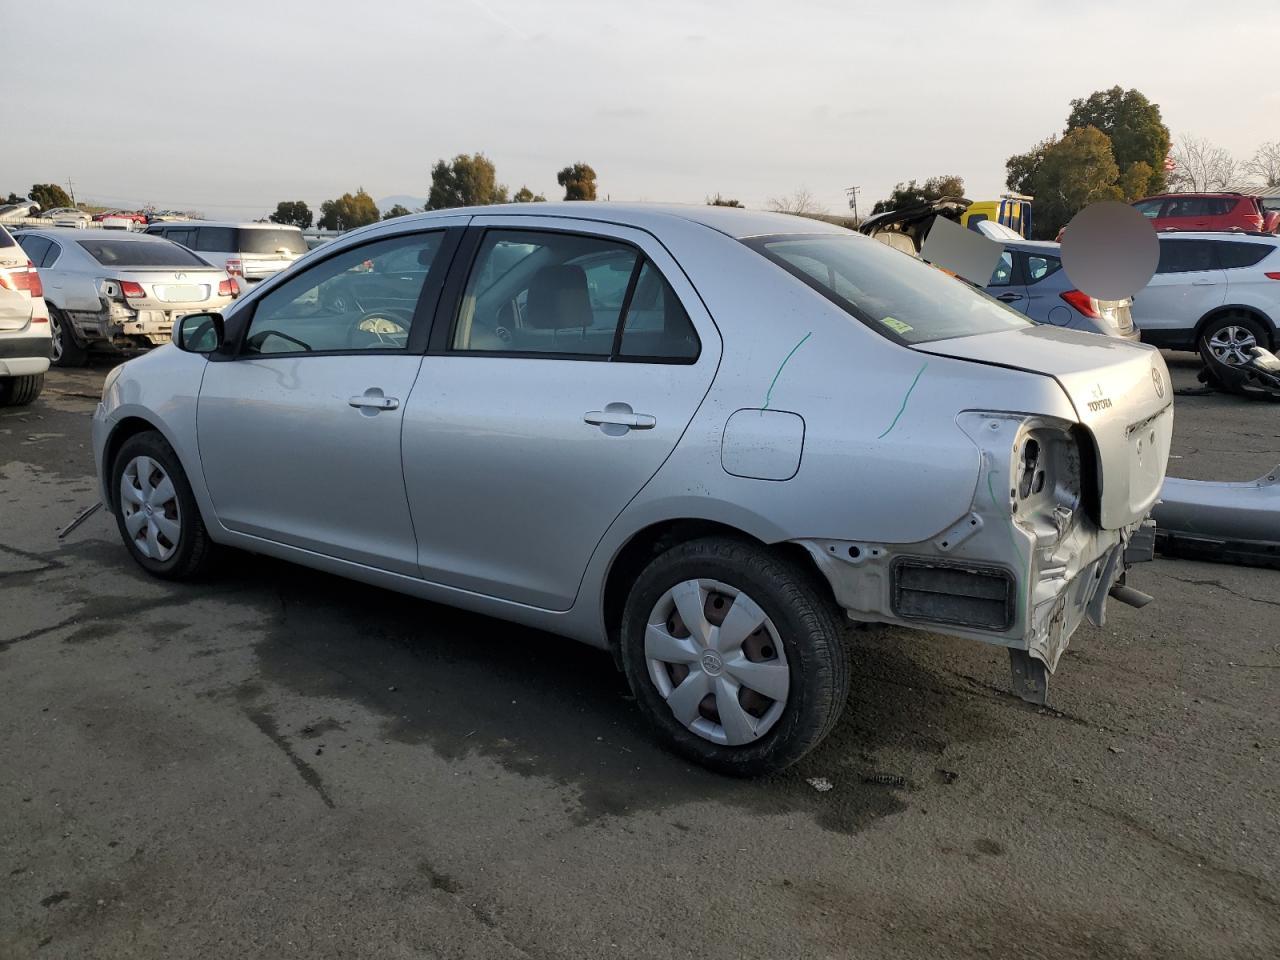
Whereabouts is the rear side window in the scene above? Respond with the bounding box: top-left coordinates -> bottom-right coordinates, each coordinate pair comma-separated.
77,238 -> 209,268
1133,199 -> 1163,218
0,226 -> 15,248
237,228 -> 308,255
1209,198 -> 1237,216
452,229 -> 700,361
1162,197 -> 1210,218
1156,240 -> 1216,274
987,251 -> 1014,286
1025,254 -> 1063,283
196,227 -> 236,251
1215,241 -> 1274,270
747,233 -> 1031,345
18,235 -> 51,265
165,227 -> 197,247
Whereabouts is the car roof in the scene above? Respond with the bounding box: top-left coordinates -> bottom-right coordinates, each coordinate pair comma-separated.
152,220 -> 303,230
383,202 -> 851,240
21,229 -> 168,241
1002,239 -> 1060,254
1139,192 -> 1252,200
1154,231 -> 1280,243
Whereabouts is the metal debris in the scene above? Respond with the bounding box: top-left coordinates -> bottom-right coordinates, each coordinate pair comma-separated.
862,773 -> 907,788
806,776 -> 834,793
1153,463 -> 1280,569
57,502 -> 102,539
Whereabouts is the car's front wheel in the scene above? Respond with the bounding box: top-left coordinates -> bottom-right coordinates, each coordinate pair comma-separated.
111,431 -> 215,580
620,537 -> 850,776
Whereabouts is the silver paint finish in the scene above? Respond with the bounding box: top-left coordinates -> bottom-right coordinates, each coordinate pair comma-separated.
91,203 -> 1170,680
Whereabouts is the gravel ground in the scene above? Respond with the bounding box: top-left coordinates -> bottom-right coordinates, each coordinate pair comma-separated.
1,351 -> 1277,959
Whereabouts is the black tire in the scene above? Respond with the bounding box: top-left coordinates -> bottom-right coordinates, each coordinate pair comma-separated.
0,373 -> 44,407
619,537 -> 850,776
111,430 -> 215,580
1198,312 -> 1270,373
49,306 -> 87,367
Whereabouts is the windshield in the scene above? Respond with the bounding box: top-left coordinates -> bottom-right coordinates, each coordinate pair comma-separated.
78,238 -> 210,268
238,228 -> 308,256
747,234 -> 1031,345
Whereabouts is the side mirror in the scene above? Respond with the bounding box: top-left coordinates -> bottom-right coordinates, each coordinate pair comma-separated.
173,312 -> 224,353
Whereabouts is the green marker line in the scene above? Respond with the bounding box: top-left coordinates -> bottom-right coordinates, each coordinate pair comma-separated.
762,331 -> 811,410
876,361 -> 928,439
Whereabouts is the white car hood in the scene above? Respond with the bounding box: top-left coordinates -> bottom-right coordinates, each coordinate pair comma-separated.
915,325 -> 1173,530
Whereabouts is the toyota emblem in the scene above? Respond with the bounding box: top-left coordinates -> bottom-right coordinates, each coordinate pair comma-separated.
1151,368 -> 1165,399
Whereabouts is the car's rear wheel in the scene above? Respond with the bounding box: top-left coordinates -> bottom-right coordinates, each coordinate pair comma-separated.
1198,312 -> 1269,369
0,373 -> 44,407
620,537 -> 850,776
49,307 -> 87,367
111,431 -> 214,580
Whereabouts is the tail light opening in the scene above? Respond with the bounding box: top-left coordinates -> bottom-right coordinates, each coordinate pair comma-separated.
225,258 -> 243,277
119,280 -> 146,299
1060,289 -> 1100,319
217,278 -> 235,297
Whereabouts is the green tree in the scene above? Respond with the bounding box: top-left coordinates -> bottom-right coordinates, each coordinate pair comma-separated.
1012,127 -> 1121,239
706,193 -> 742,207
382,204 -> 413,220
1066,86 -> 1170,195
557,163 -> 597,201
317,188 -> 380,231
426,153 -> 508,209
512,186 -> 546,203
1117,160 -> 1155,201
870,174 -> 965,215
3,192 -> 23,204
30,183 -> 72,210
269,200 -> 313,229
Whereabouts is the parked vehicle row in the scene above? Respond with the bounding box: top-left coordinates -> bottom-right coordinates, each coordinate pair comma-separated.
92,202 -> 1171,774
1133,192 -> 1280,235
17,230 -> 235,365
0,224 -> 52,406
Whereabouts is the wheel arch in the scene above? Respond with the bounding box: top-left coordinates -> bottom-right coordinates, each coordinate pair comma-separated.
101,413 -> 214,534
599,518 -> 832,661
1194,304 -> 1276,349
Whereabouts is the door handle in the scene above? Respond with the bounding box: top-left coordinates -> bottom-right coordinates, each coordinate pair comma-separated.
349,393 -> 399,411
996,292 -> 1023,302
585,410 -> 655,429
1191,280 -> 1216,286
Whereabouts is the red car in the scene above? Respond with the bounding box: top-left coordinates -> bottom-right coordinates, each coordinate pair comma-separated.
1133,193 -> 1280,234
91,210 -> 149,225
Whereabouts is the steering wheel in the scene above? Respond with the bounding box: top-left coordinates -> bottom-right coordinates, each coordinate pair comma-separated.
346,310 -> 411,348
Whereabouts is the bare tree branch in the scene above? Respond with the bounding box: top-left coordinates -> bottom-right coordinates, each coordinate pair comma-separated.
1246,141 -> 1280,189
1167,134 -> 1246,192
766,187 -> 826,216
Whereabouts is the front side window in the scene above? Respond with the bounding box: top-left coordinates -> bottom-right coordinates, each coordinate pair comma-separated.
242,231 -> 443,355
987,251 -> 1014,286
77,238 -> 208,268
748,234 -> 1031,345
1156,239 -> 1216,274
452,229 -> 699,361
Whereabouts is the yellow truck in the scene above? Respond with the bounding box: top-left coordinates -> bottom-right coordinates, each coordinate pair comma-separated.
960,194 -> 1033,237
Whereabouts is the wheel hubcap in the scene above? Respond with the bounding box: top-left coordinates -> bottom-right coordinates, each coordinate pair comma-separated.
50,313 -> 63,362
644,578 -> 790,746
1207,325 -> 1257,366
119,455 -> 181,561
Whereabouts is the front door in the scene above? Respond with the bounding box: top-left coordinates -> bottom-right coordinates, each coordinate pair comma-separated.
197,224 -> 462,575
400,217 -> 720,610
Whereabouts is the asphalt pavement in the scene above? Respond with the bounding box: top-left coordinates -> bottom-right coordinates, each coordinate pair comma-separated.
2,352 -> 1277,959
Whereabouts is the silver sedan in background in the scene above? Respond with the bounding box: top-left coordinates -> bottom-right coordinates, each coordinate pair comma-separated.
91,203 -> 1172,775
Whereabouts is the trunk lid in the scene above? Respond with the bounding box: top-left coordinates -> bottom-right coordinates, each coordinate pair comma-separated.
108,269 -> 231,309
915,325 -> 1173,529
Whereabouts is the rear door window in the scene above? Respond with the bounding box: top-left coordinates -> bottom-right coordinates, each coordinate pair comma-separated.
165,227 -> 197,247
1156,239 -> 1216,273
1025,254 -> 1063,283
1215,241 -> 1274,269
987,251 -> 1014,286
195,227 -> 236,251
1162,197 -> 1209,219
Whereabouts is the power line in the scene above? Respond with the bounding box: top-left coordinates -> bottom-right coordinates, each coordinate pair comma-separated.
845,185 -> 860,222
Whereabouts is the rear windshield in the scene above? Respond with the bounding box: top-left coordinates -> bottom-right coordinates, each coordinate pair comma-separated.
237,228 -> 307,255
77,238 -> 210,268
747,234 -> 1031,345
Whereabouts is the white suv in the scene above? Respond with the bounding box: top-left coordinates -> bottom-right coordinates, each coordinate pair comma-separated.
144,221 -> 308,288
1132,233 -> 1280,367
0,224 -> 52,406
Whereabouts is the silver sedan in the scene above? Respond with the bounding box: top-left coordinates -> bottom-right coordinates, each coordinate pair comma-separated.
92,203 -> 1172,775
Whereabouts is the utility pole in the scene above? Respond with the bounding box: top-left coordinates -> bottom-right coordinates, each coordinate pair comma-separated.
845,185 -> 860,223
66,178 -> 77,207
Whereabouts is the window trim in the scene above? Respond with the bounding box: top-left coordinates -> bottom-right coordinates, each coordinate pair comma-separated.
214,226 -> 463,362
435,225 -> 701,365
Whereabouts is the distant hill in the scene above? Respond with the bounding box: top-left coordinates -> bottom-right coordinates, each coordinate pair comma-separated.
378,195 -> 426,213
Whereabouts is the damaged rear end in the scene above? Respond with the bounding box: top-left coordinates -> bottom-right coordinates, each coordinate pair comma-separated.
803,326 -> 1172,704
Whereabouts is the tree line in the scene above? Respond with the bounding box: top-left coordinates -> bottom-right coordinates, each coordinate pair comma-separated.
269,157 -> 600,232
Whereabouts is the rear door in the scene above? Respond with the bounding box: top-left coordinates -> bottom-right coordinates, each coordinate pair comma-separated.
1017,249 -> 1065,322
401,216 -> 721,610
1131,239 -> 1226,341
196,222 -> 465,574
985,249 -> 1029,311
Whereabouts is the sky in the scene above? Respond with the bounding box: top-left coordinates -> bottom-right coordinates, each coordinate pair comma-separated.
9,0 -> 1280,220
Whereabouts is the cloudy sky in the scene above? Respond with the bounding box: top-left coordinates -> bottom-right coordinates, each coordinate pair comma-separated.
10,0 -> 1280,219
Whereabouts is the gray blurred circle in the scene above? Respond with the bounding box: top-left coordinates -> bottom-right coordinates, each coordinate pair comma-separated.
1060,201 -> 1158,301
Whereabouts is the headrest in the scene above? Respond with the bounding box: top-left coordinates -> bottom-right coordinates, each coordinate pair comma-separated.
525,264 -> 592,329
